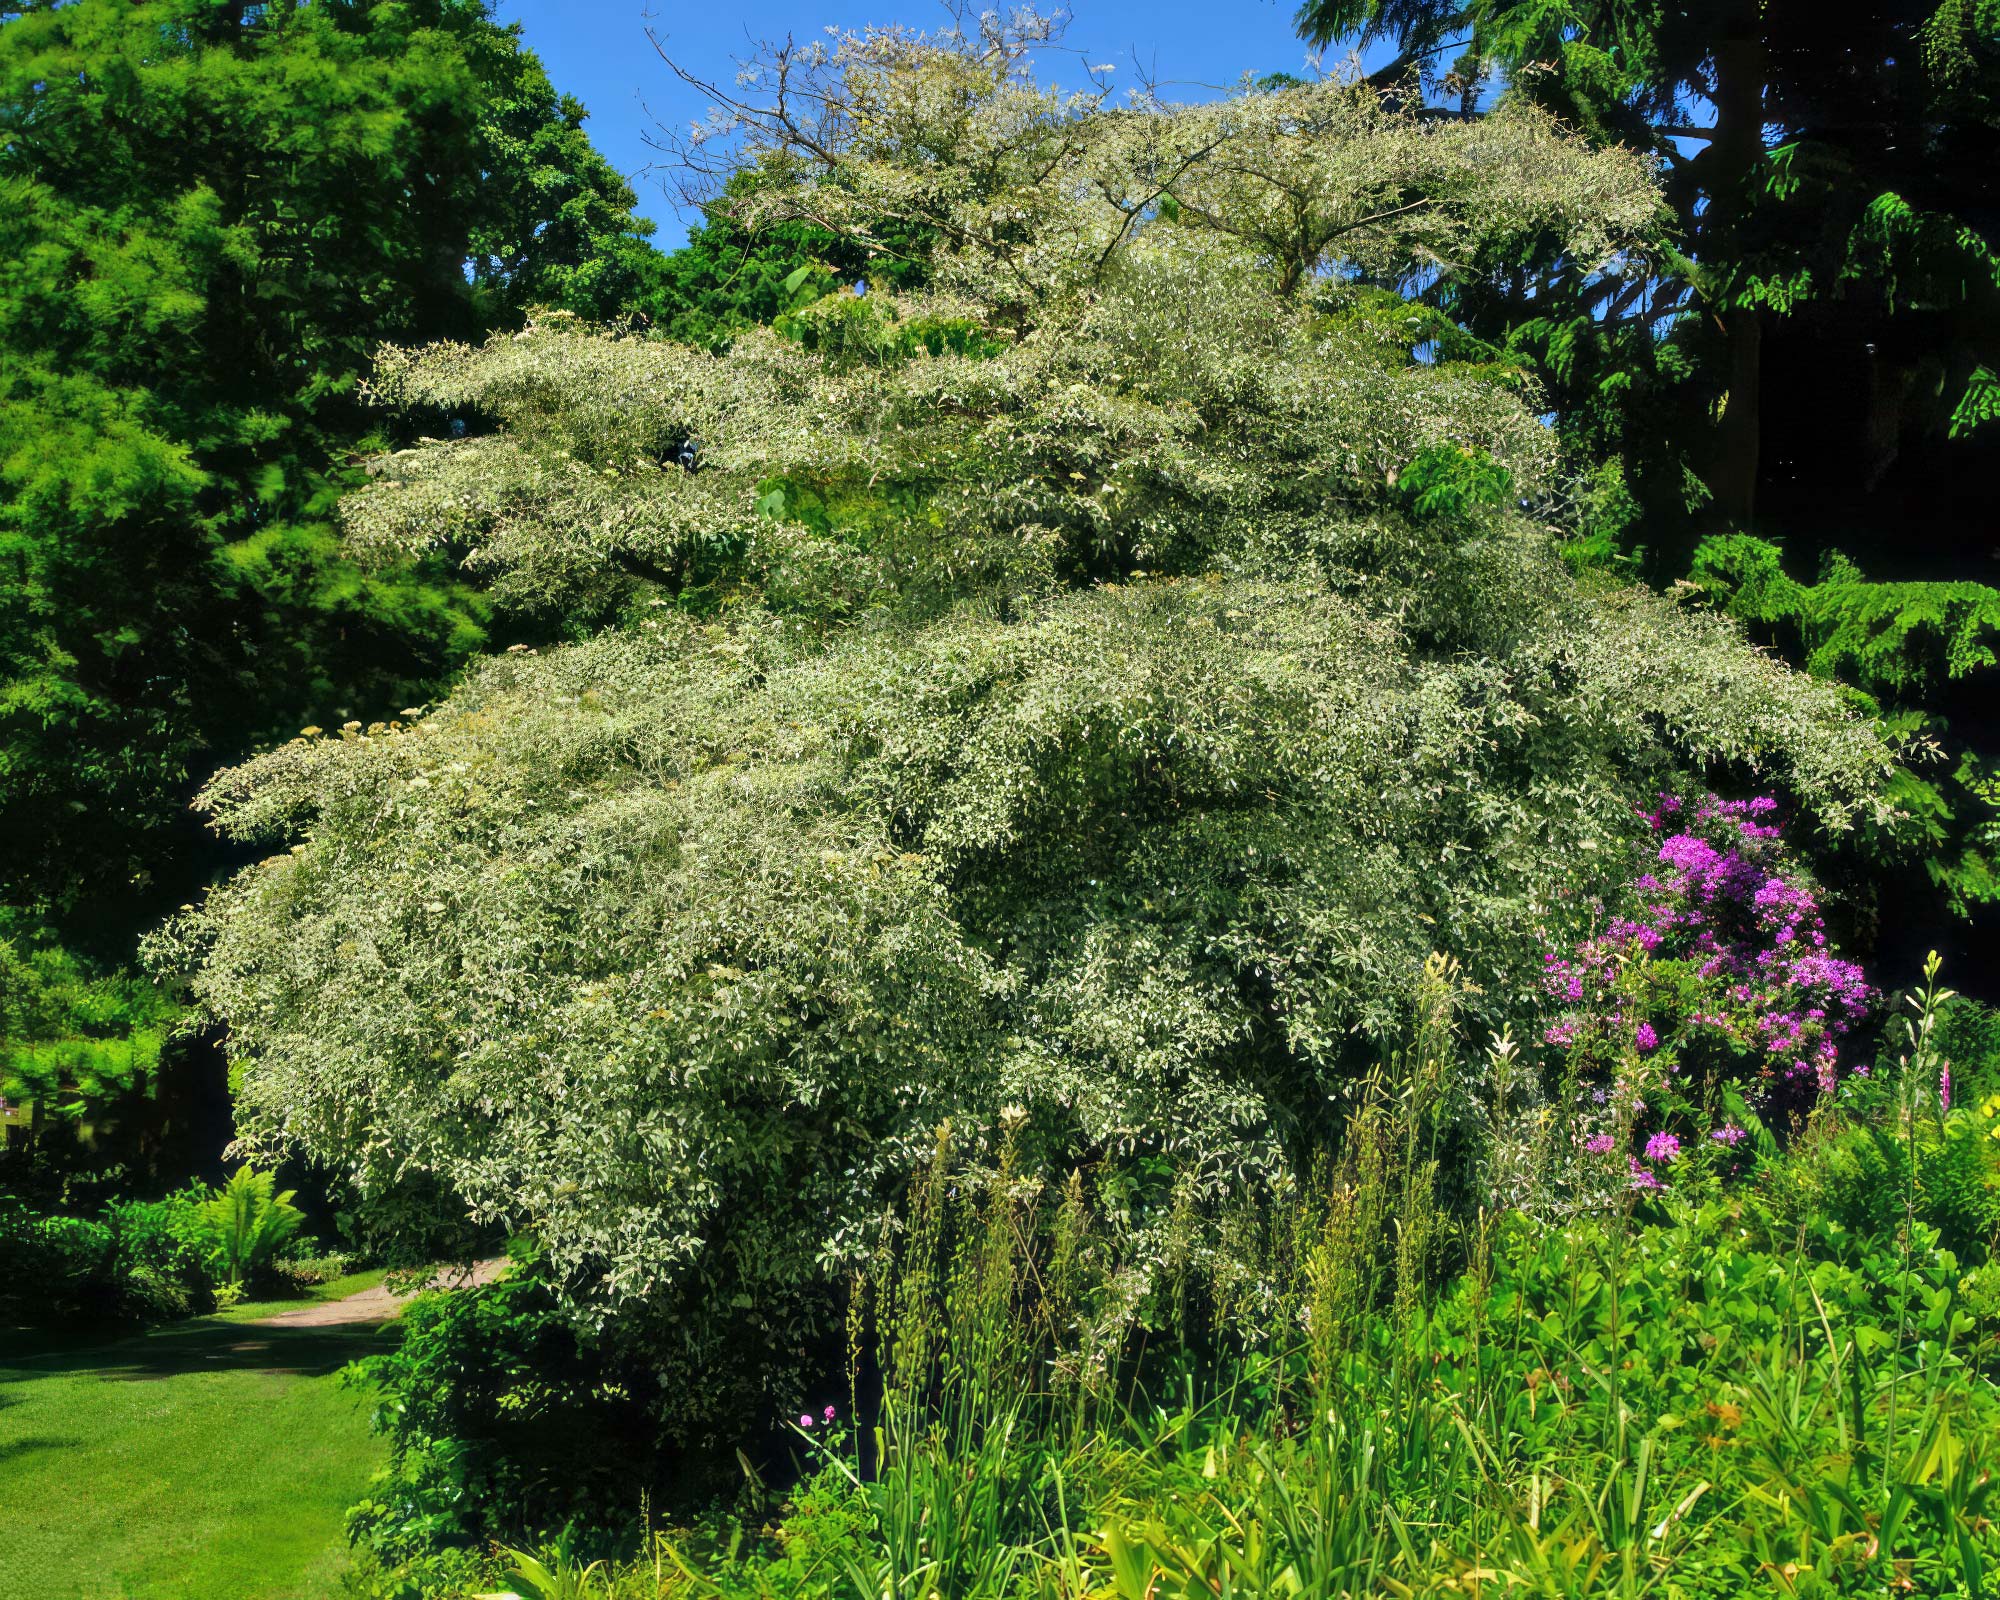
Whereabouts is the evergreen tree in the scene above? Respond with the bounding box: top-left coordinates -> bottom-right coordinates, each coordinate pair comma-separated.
1295,0 -> 2000,960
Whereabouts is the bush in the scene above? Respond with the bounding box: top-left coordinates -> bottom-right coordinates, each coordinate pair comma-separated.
1761,963 -> 2000,1263
1777,1092 -> 2000,1261
107,1187 -> 214,1315
161,26 -> 1891,1456
0,1190 -> 214,1324
116,1264 -> 199,1322
269,1251 -> 364,1291
0,1199 -> 116,1321
1539,794 -> 1871,1104
108,1188 -> 209,1278
0,1175 -> 332,1329
1941,992 -> 2000,1101
345,1245 -> 679,1587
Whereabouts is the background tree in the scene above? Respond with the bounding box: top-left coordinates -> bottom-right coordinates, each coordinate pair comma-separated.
640,169 -> 933,350
0,0 -> 668,1111
1294,0 -> 2000,977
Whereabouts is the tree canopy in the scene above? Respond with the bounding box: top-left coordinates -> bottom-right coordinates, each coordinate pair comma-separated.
164,20 -> 1890,1440
0,0 -> 670,1097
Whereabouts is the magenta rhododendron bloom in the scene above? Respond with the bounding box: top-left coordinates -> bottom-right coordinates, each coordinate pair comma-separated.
1541,795 -> 1870,1102
1539,796 -> 1872,1180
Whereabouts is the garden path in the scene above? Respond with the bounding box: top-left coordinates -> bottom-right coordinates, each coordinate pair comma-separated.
250,1256 -> 507,1328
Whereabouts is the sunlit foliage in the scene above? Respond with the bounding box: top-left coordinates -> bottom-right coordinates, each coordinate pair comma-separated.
164,17 -> 1891,1440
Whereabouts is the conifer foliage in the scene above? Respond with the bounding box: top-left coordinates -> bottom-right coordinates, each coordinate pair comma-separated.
1295,0 -> 2000,935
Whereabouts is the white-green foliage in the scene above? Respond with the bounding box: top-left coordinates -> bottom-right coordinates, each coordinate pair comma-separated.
346,259 -> 1568,628
162,22 -> 1891,1434
693,15 -> 1661,308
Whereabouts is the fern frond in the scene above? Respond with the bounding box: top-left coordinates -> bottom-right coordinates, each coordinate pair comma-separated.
1950,365 -> 2000,439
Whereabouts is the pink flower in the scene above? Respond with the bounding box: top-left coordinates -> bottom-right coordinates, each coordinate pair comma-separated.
1643,1131 -> 1681,1163
1539,794 -> 1873,1114
1585,1133 -> 1617,1155
799,1414 -> 813,1428
824,1405 -> 837,1422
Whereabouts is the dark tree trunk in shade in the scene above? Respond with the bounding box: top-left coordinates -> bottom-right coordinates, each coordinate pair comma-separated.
1703,27 -> 1768,529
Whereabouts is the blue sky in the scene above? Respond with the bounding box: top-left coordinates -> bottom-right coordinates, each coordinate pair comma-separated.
492,0 -> 1345,248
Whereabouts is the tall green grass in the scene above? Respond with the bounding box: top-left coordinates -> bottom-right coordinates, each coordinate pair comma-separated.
455,961 -> 2000,1600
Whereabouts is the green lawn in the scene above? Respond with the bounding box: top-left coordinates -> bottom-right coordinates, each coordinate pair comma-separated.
0,1302 -> 396,1600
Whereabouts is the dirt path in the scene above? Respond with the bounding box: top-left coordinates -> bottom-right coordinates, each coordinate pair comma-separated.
251,1257 -> 507,1328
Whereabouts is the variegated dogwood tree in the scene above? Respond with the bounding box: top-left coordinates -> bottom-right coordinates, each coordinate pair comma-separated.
157,18 -> 1891,1438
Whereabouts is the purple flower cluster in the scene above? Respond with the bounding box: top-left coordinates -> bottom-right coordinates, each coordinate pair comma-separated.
1542,795 -> 1870,1098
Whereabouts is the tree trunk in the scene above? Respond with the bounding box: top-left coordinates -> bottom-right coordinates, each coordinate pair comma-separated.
1712,302 -> 1761,525
1703,28 -> 1767,528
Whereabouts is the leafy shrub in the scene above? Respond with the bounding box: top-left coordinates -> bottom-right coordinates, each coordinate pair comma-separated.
160,25 -> 1893,1454
166,581 -> 1889,1445
269,1251 -> 364,1291
1785,1109 -> 2000,1260
1940,992 -> 2000,1100
1541,794 -> 1872,1101
117,1265 -> 199,1323
107,1188 -> 209,1279
345,1246 -> 677,1587
1531,793 -> 1882,1202
0,1186 -> 221,1326
341,1544 -> 495,1600
0,1174 -> 327,1326
1760,961 -> 2000,1264
0,1199 -> 115,1320
106,1187 -> 213,1314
